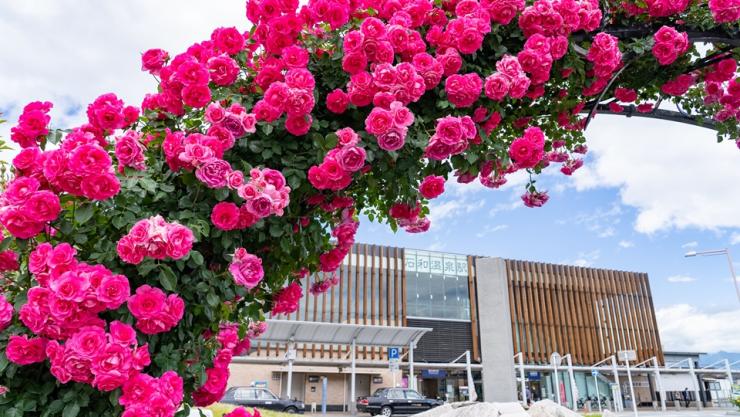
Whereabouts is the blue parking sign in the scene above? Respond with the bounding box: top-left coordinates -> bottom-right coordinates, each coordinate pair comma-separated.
388,347 -> 400,361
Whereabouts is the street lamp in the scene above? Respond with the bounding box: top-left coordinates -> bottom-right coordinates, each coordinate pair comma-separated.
684,248 -> 740,302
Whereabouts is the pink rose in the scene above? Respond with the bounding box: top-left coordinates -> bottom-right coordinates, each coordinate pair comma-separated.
484,73 -> 511,101
285,114 -> 312,136
97,274 -> 131,309
207,55 -> 240,86
165,224 -> 194,259
376,127 -> 407,151
211,202 -> 241,231
420,175 -> 446,199
110,321 -> 137,346
229,248 -> 265,289
81,173 -> 121,201
444,73 -> 482,108
365,107 -> 394,135
326,89 -> 350,114
338,146 -> 366,172
0,295 -> 14,331
6,335 -> 47,365
195,158 -> 231,188
128,285 -> 166,320
181,83 -> 212,108
141,49 -> 169,74
205,102 -> 227,124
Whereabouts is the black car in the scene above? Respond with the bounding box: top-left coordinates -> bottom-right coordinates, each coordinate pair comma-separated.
221,387 -> 306,413
357,388 -> 443,416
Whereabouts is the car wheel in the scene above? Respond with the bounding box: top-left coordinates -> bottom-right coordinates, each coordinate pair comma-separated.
380,406 -> 393,417
284,407 -> 298,414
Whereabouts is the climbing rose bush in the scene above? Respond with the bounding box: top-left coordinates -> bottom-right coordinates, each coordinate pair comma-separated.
0,0 -> 738,416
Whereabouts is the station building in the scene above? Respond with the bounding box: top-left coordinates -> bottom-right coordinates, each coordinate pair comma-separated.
228,243 -> 739,411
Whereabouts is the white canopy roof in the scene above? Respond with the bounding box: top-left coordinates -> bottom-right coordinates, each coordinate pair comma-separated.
260,319 -> 431,347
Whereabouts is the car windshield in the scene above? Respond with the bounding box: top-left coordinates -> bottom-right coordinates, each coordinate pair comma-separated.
405,390 -> 423,399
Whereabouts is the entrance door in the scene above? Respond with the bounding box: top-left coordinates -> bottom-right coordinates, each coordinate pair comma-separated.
420,379 -> 439,400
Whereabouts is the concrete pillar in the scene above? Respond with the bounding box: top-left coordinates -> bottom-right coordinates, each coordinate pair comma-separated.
476,257 -> 517,402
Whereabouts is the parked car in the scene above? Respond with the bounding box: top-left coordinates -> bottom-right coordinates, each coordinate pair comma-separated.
357,388 -> 443,416
221,386 -> 305,413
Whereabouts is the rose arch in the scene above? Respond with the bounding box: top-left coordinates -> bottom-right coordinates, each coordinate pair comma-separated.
0,0 -> 738,416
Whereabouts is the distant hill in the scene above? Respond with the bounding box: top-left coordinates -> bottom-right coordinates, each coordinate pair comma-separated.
699,351 -> 740,367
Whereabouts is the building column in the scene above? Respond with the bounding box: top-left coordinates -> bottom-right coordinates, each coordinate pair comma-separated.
476,257 -> 517,402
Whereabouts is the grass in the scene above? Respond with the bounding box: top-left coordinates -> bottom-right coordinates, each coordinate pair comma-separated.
206,404 -> 296,417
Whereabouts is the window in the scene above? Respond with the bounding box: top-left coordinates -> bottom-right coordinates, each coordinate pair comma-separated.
234,388 -> 257,401
387,389 -> 405,399
405,390 -> 423,399
405,250 -> 471,320
272,372 -> 281,381
258,390 -> 277,400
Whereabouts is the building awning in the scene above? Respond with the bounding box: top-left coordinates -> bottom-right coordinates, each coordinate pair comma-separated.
259,319 -> 431,347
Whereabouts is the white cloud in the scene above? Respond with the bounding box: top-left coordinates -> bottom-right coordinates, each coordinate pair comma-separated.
475,224 -> 509,238
0,1 -> 246,140
681,241 -> 699,249
666,275 -> 697,283
428,196 -> 484,229
656,304 -> 740,352
618,240 -> 634,248
565,250 -> 601,267
731,233 -> 740,245
562,203 -> 622,238
572,115 -> 740,234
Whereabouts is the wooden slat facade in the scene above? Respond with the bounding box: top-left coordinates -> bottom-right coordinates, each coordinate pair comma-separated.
256,243 -> 407,360
504,259 -> 664,366
252,245 -> 662,370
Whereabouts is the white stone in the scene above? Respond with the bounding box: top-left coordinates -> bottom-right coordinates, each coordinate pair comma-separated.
602,409 -> 617,417
527,399 -> 581,417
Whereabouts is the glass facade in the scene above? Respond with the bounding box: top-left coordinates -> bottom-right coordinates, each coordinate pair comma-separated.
404,249 -> 471,321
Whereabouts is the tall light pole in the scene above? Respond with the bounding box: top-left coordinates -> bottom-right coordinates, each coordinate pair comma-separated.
684,248 -> 740,302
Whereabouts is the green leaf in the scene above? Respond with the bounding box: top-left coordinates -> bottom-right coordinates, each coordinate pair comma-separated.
190,251 -> 204,266
269,224 -> 284,237
74,204 -> 94,225
6,408 -> 22,417
206,292 -> 219,307
0,237 -> 12,252
62,403 -> 80,417
159,266 -> 178,292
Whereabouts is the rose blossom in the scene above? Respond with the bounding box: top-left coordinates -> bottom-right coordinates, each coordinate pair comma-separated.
229,248 -> 265,289
419,175 -> 445,199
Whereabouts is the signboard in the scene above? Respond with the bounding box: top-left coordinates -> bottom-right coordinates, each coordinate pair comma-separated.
388,347 -> 400,362
618,350 -> 637,362
404,250 -> 468,277
389,362 -> 400,372
373,376 -> 383,384
308,375 -> 320,383
253,380 -> 267,388
421,369 -> 447,379
528,372 -> 541,381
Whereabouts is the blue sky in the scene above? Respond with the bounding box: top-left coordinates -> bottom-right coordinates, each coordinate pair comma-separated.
1,1 -> 739,353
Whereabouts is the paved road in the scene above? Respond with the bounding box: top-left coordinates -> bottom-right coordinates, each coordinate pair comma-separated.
305,409 -> 739,417
611,410 -> 738,417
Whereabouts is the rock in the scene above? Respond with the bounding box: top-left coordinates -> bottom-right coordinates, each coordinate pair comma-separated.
416,401 -> 527,417
415,403 -> 456,417
527,400 -> 580,417
602,409 -> 617,417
